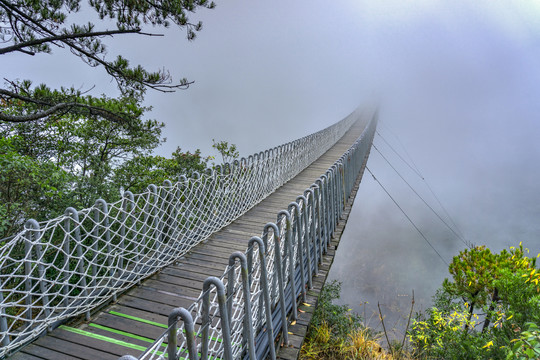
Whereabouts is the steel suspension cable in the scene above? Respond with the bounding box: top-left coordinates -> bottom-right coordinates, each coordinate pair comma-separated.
372,143 -> 473,249
376,125 -> 467,243
365,166 -> 449,266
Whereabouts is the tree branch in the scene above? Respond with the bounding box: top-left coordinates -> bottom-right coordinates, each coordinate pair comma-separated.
0,102 -> 126,123
0,0 -> 199,98
16,48 -> 36,55
0,89 -> 128,124
0,0 -> 65,46
0,87 -> 54,106
0,28 -> 156,55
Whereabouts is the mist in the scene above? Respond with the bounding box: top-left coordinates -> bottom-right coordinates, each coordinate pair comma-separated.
325,0 -> 540,337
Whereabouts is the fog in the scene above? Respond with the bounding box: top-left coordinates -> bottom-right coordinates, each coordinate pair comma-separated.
324,1 -> 540,337
4,0 -> 540,338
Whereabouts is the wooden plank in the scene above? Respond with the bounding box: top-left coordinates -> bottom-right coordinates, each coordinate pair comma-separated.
91,312 -> 165,341
128,286 -> 199,308
32,334 -> 118,360
81,323 -> 157,352
10,348 -> 51,360
224,217 -> 272,227
219,227 -> 261,237
259,196 -> 303,204
188,247 -> 236,260
210,231 -> 263,241
140,279 -> 201,299
117,294 -> 190,317
152,273 -> 207,290
162,266 -> 221,281
172,256 -> 231,272
240,210 -> 285,220
202,235 -> 249,247
51,327 -> 140,359
224,223 -> 262,233
196,240 -> 247,253
179,251 -> 232,265
108,303 -> 169,327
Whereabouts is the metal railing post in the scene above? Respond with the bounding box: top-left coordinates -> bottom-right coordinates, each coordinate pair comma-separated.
65,207 -> 90,320
318,175 -> 330,253
228,252 -> 256,360
296,195 -> 312,290
167,307 -> 198,360
304,188 -> 318,276
0,290 -> 9,347
277,210 -> 297,320
62,208 -> 72,308
23,221 -> 36,328
95,199 -> 114,301
247,237 -> 276,360
288,202 -> 306,303
326,168 -> 336,236
26,220 -> 52,330
266,222 -> 289,345
311,183 -> 323,265
202,277 -> 232,360
262,224 -> 277,303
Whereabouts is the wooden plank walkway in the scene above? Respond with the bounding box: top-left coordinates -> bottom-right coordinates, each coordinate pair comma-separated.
10,117 -> 369,360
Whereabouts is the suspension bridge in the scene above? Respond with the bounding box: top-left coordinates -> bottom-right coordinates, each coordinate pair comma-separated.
1,108 -> 377,360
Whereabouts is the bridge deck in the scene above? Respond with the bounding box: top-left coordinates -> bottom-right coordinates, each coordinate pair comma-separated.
10,118 -> 368,360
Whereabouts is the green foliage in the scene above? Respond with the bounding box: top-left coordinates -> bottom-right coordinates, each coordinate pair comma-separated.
170,147 -> 212,175
113,147 -> 211,193
443,245 -> 498,307
409,243 -> 540,360
507,323 -> 540,360
301,281 -> 396,360
1,80 -> 149,124
212,139 -> 239,164
310,280 -> 363,340
0,136 -> 71,238
410,305 -> 492,360
1,92 -> 164,205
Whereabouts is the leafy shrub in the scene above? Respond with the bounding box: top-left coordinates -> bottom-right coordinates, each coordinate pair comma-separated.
507,322 -> 540,359
310,280 -> 363,340
409,243 -> 540,359
301,280 -> 394,359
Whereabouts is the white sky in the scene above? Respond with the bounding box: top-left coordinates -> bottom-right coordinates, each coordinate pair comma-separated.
5,1 -> 540,156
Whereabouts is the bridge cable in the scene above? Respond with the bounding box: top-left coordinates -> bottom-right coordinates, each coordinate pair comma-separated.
376,130 -> 424,179
365,166 -> 449,266
372,143 -> 473,249
376,124 -> 467,243
377,123 -> 424,178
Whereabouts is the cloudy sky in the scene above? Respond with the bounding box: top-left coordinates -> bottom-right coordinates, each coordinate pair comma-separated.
5,0 -> 540,334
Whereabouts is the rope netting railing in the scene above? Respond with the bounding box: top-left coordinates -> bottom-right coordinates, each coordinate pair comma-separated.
0,111 -> 360,357
118,111 -> 378,360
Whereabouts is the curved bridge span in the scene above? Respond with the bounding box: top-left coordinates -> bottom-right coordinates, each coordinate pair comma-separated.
3,108 -> 377,360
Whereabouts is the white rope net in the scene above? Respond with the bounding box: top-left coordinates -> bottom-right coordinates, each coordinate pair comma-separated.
0,112 -> 358,356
